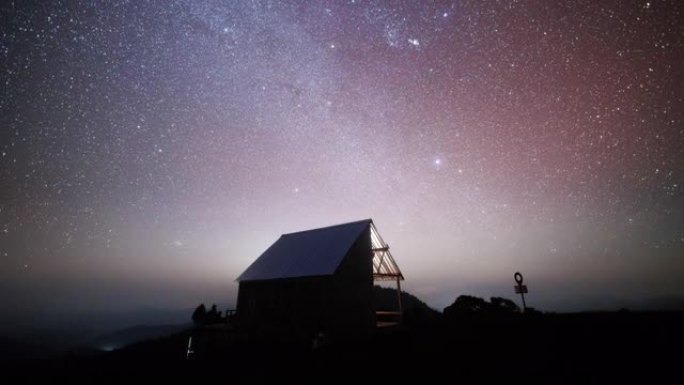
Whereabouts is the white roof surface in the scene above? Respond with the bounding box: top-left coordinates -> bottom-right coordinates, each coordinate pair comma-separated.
237,219 -> 372,282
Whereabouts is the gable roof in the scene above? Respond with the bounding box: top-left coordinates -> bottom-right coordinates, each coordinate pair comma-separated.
237,219 -> 372,282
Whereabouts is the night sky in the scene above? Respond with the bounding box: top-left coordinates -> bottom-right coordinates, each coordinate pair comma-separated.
1,0 -> 683,321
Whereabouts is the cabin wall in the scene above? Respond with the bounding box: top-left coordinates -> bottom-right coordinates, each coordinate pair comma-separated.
236,277 -> 327,342
326,226 -> 375,340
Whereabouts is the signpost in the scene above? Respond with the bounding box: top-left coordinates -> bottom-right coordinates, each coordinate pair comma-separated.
514,272 -> 528,312
186,336 -> 194,359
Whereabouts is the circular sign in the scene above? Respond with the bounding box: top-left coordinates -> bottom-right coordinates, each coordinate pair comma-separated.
514,272 -> 523,284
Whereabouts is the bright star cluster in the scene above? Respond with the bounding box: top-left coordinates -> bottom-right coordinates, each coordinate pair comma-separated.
1,0 -> 682,314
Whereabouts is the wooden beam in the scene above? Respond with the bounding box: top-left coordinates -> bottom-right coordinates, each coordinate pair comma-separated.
373,273 -> 402,278
396,276 -> 403,324
375,311 -> 402,315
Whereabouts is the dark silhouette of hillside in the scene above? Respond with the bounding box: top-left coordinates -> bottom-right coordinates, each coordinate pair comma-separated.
0,336 -> 56,361
88,324 -> 190,352
4,290 -> 683,383
374,285 -> 440,324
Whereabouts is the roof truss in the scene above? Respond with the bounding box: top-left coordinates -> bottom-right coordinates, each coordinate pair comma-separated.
370,222 -> 404,281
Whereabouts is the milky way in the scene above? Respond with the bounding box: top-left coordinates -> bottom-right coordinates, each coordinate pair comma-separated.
1,0 -> 683,316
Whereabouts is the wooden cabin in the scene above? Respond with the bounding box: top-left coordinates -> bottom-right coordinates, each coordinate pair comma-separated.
236,219 -> 403,342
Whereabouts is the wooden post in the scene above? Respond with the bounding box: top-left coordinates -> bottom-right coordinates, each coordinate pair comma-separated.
396,276 -> 403,324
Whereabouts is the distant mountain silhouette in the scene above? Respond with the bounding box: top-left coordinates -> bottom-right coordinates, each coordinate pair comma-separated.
0,307 -> 196,356
374,286 -> 440,324
88,323 -> 190,352
0,336 -> 56,361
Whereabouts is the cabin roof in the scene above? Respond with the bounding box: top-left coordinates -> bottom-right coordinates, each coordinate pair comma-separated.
236,219 -> 372,282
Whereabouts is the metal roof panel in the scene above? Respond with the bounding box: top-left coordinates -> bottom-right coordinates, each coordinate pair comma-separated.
236,219 -> 372,282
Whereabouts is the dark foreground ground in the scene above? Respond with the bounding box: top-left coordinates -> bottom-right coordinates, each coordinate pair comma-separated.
4,311 -> 683,384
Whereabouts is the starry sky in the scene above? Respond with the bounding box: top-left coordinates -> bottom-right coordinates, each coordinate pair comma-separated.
1,0 -> 683,322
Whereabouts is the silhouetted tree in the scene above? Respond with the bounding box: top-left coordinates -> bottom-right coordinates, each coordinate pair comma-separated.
444,295 -> 524,319
490,297 -> 521,313
443,295 -> 490,316
207,304 -> 220,324
192,303 -> 207,326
